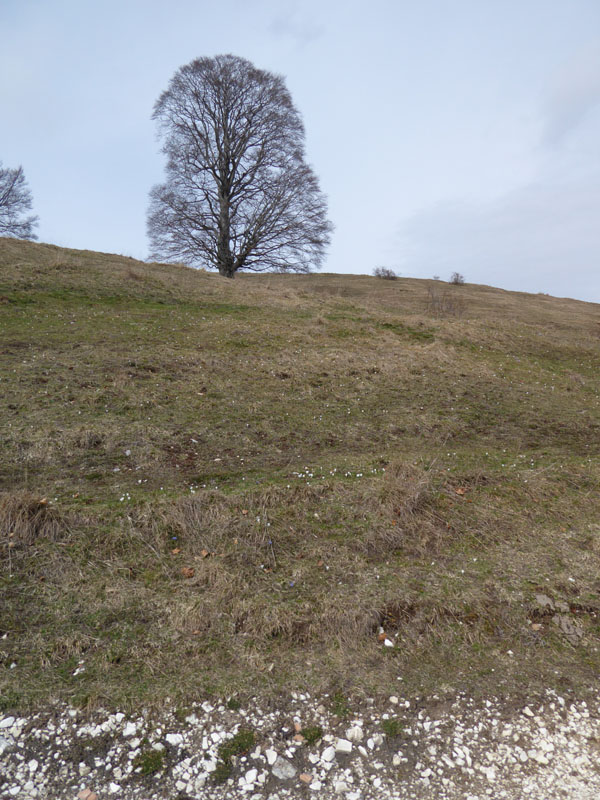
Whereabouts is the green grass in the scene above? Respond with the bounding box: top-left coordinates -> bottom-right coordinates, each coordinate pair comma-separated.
1,237 -> 600,713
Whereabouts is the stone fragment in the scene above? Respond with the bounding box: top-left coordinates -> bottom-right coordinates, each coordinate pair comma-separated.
299,773 -> 313,783
321,745 -> 336,762
123,722 -> 137,737
272,756 -> 296,780
335,738 -> 353,753
265,748 -> 278,765
77,791 -> 91,800
553,614 -> 583,645
346,725 -> 363,742
534,593 -> 554,611
166,733 -> 184,746
334,780 -> 350,793
245,768 -> 258,784
0,717 -> 15,729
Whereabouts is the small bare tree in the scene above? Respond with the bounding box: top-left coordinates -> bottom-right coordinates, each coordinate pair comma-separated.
427,284 -> 465,317
373,266 -> 398,280
148,54 -> 332,277
450,271 -> 465,285
0,163 -> 39,240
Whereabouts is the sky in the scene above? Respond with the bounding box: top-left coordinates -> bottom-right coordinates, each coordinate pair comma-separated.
2,0 -> 600,301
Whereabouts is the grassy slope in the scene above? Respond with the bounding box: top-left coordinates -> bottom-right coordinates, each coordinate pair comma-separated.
1,237 -> 599,712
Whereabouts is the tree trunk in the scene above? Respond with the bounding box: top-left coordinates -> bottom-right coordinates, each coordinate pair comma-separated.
217,196 -> 235,277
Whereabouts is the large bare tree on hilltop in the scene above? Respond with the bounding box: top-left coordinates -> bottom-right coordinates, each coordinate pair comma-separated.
147,54 -> 332,277
0,163 -> 39,240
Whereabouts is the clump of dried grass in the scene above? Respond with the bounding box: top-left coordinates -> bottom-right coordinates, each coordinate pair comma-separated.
359,461 -> 449,556
0,491 -> 67,549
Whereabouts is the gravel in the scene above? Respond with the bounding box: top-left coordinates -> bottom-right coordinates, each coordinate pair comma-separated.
2,689 -> 600,799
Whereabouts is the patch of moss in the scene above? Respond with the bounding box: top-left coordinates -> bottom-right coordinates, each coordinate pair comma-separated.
133,749 -> 165,775
301,725 -> 323,745
382,717 -> 404,737
213,728 -> 256,784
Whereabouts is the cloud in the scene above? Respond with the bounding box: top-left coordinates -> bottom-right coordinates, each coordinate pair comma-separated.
398,177 -> 600,300
542,42 -> 600,147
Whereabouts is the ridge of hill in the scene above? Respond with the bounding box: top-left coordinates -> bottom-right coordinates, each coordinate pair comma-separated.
1,238 -> 599,712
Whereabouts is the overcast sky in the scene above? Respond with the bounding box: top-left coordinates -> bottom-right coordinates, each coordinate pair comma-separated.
2,0 -> 600,300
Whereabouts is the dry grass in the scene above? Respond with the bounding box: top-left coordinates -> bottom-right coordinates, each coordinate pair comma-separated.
1,237 -> 599,712
0,491 -> 68,549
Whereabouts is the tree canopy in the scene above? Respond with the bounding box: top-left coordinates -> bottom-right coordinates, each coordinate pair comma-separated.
0,163 -> 39,240
147,54 -> 332,277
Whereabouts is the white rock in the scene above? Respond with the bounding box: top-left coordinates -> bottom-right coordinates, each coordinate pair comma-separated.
334,780 -> 350,793
123,722 -> 137,737
28,759 -> 38,772
245,768 -> 258,784
389,696 -> 399,704
0,717 -> 15,729
175,780 -> 187,791
166,733 -> 184,746
0,737 -> 11,756
321,745 -> 336,762
335,738 -> 353,753
265,748 -> 278,765
346,726 -> 363,742
372,777 -> 382,788
272,756 -> 296,780
109,783 -> 121,794
310,780 -> 322,790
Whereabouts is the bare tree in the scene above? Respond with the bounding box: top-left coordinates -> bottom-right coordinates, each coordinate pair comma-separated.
0,163 -> 39,240
147,54 -> 332,277
450,271 -> 465,285
373,266 -> 398,280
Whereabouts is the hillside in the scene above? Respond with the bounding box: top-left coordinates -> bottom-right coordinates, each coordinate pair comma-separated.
1,237 -> 599,712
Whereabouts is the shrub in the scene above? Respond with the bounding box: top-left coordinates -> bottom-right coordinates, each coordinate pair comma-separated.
450,272 -> 465,285
373,266 -> 398,280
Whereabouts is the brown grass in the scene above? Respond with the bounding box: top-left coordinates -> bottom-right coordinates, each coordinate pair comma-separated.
0,491 -> 68,549
1,238 -> 599,712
